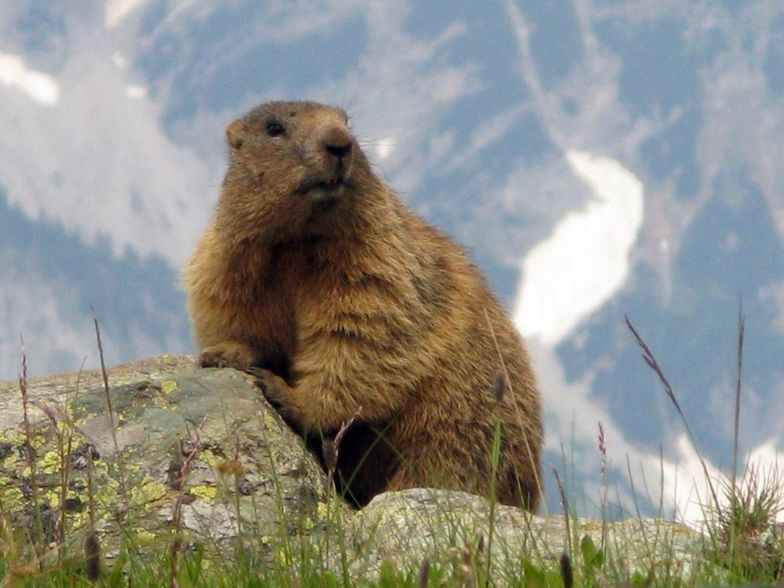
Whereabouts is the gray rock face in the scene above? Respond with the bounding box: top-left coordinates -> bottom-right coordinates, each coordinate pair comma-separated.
0,355 -> 706,582
348,489 -> 703,583
0,355 -> 330,557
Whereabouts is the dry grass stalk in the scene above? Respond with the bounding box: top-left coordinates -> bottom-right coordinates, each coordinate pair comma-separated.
18,344 -> 45,571
624,315 -> 721,514
85,441 -> 100,581
169,415 -> 208,588
553,467 -> 572,560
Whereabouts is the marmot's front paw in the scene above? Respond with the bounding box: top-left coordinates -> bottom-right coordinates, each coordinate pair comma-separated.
251,369 -> 298,422
198,341 -> 256,370
252,368 -> 284,407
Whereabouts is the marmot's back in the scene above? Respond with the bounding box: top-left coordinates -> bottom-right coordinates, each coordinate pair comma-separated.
184,101 -> 543,510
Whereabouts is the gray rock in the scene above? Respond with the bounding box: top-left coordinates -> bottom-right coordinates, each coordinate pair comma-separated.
346,488 -> 704,584
0,355 -> 331,558
0,355 -> 709,583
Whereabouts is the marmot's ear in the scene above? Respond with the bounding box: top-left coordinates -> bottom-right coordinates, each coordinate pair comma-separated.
226,119 -> 247,150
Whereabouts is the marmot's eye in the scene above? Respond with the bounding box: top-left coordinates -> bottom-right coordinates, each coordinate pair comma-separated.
266,121 -> 285,137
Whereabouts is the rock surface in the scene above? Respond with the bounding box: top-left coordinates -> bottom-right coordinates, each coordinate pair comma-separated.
0,355 -> 707,582
0,355 -> 330,558
350,489 -> 703,582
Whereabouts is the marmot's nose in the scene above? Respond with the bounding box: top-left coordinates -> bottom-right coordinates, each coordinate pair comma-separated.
326,142 -> 352,159
322,126 -> 353,161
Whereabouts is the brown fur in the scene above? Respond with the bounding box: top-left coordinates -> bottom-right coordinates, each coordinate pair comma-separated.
184,101 -> 543,510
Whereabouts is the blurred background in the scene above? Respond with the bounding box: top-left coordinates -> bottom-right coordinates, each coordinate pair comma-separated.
1,0 -> 783,520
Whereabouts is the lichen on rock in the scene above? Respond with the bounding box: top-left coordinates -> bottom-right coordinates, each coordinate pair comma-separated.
0,355 -> 711,584
0,355 -> 330,558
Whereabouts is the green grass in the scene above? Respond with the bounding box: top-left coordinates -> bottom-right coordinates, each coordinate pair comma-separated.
2,312 -> 783,586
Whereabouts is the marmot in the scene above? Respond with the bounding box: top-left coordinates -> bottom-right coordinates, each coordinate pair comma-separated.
184,101 -> 543,510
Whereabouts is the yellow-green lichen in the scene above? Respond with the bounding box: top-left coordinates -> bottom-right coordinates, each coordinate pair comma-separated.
0,429 -> 21,446
190,484 -> 217,501
262,410 -> 279,430
27,434 -> 49,452
160,380 -> 178,395
124,462 -> 142,476
316,501 -> 330,519
93,476 -> 121,510
40,450 -> 62,474
200,449 -> 223,469
47,488 -> 61,508
296,502 -> 334,532
0,486 -> 24,511
132,528 -> 158,544
67,511 -> 88,531
130,479 -> 168,505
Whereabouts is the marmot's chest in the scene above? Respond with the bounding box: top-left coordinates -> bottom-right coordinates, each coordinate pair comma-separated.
249,243 -> 335,328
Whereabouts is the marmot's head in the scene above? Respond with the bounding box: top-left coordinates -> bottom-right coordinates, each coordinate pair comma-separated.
217,101 -> 377,241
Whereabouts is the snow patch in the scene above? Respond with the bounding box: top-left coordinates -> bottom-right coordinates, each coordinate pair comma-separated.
0,51 -> 212,268
514,150 -> 644,345
0,52 -> 59,105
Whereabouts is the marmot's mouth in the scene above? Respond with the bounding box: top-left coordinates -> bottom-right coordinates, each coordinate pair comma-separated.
301,173 -> 348,196
317,175 -> 344,189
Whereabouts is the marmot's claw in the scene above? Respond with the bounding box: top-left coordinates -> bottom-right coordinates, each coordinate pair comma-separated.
251,369 -> 284,409
244,366 -> 267,379
197,342 -> 255,370
198,350 -> 227,368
